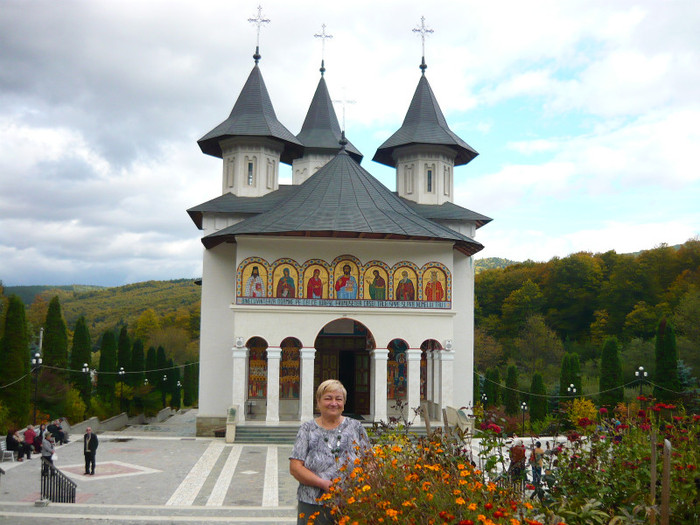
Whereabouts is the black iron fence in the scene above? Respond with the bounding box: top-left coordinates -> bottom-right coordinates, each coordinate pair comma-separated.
40,458 -> 76,503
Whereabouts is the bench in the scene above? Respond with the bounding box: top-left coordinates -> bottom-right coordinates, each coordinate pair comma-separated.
0,440 -> 15,462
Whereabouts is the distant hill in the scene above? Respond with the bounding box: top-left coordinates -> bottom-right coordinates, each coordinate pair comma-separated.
474,257 -> 519,273
4,284 -> 105,305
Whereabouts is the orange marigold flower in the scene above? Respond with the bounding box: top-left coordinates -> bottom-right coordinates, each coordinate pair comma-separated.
510,520 -> 520,525
457,463 -> 466,470
460,469 -> 470,477
468,503 -> 478,511
456,497 -> 466,505
362,485 -> 371,492
426,493 -> 434,501
453,489 -> 462,495
347,497 -> 356,504
523,502 -> 533,510
487,482 -> 497,492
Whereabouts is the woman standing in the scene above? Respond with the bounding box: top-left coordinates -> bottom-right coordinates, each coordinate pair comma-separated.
290,379 -> 369,525
41,433 -> 55,474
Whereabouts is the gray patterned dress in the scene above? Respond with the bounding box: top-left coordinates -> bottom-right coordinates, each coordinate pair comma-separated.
290,417 -> 369,505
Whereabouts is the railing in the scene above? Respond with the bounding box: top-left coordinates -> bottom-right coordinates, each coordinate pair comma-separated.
40,458 -> 76,503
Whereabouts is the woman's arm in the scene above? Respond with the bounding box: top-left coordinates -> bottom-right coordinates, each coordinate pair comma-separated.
289,459 -> 332,492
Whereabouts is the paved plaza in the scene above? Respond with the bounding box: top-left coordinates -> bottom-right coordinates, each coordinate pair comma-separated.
0,410 -> 299,524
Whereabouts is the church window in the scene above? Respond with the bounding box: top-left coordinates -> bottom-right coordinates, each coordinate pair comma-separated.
247,161 -> 254,185
427,168 -> 433,192
443,166 -> 450,196
226,157 -> 235,188
266,158 -> 274,189
404,165 -> 414,194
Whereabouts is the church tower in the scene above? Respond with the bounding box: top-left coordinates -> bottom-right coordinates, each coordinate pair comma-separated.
293,61 -> 363,184
373,54 -> 477,206
197,47 -> 302,197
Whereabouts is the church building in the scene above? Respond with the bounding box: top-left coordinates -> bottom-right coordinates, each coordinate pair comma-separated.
188,28 -> 491,435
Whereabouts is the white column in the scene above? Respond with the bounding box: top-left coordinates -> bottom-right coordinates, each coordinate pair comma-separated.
406,348 -> 422,424
426,351 -> 434,403
266,348 -> 281,423
371,349 -> 389,423
232,343 -> 249,422
431,350 -> 441,419
299,348 -> 316,421
438,348 -> 455,411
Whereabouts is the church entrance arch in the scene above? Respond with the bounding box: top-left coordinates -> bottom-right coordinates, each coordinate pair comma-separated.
314,319 -> 375,417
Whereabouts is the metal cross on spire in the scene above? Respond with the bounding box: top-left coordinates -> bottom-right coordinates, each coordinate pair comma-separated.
314,23 -> 334,75
333,92 -> 356,132
248,5 -> 270,64
412,16 -> 434,74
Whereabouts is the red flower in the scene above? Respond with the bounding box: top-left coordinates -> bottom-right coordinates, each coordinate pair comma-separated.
484,502 -> 493,510
637,410 -> 646,418
637,395 -> 647,401
459,521 -> 474,525
599,407 -> 608,414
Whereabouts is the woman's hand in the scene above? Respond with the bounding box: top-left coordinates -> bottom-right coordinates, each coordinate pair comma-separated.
290,459 -> 332,492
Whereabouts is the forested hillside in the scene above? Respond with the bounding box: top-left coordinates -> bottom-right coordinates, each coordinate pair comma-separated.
474,239 -> 700,389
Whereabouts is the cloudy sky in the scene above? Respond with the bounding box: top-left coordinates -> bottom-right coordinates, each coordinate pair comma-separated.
1,0 -> 698,287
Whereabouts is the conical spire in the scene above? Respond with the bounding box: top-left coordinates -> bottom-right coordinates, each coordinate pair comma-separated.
373,73 -> 478,168
198,63 -> 303,164
296,70 -> 363,163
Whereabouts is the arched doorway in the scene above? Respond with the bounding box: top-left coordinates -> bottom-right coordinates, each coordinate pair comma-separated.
314,319 -> 375,417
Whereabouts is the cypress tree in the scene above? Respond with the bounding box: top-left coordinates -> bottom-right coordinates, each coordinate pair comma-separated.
69,316 -> 92,403
0,296 -> 31,426
170,362 -> 181,410
43,296 -> 68,378
569,353 -> 582,397
97,331 -> 118,399
131,339 -> 145,387
654,319 -> 680,402
117,325 -> 131,378
599,337 -> 623,408
473,369 -> 480,406
145,346 -> 158,386
504,365 -> 519,415
530,373 -> 547,422
484,368 -> 501,407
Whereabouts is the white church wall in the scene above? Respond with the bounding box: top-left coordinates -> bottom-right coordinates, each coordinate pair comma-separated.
452,251 -> 475,410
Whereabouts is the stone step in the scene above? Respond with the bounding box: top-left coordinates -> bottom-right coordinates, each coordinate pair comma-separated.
0,502 -> 297,523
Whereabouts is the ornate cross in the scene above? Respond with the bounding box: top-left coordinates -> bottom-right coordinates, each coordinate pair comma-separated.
314,24 -> 333,62
412,16 -> 433,73
333,94 -> 356,132
248,5 -> 270,63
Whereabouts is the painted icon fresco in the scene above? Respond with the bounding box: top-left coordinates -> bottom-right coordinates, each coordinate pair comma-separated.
423,268 -> 446,301
393,268 -> 417,301
280,337 -> 300,399
364,266 -> 388,300
247,337 -> 267,398
242,263 -> 267,298
334,262 -> 359,299
303,265 -> 328,299
273,265 -> 298,298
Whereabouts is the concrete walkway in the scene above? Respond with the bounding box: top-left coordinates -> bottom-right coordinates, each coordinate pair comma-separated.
0,410 -> 299,524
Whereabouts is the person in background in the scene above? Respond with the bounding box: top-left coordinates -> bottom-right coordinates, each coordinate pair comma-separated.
23,425 -> 37,454
6,430 -> 31,461
41,433 -> 55,474
83,427 -> 99,475
33,423 -> 47,452
530,441 -> 545,486
289,379 -> 369,525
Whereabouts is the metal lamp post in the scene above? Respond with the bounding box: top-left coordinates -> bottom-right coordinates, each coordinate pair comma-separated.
31,351 -> 43,425
481,393 -> 487,406
82,362 -> 90,401
635,366 -> 648,395
567,383 -> 577,398
520,401 -> 528,435
162,374 -> 168,408
176,380 -> 182,408
118,367 -> 125,411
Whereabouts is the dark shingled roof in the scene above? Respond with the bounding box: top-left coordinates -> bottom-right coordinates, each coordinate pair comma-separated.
198,64 -> 303,164
200,149 -> 484,256
373,74 -> 478,168
399,198 -> 492,229
297,75 -> 363,163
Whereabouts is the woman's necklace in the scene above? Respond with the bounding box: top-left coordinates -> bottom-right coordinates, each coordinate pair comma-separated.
323,427 -> 342,457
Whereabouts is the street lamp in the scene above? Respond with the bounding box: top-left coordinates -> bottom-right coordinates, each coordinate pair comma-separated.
162,374 -> 168,408
31,350 -> 43,425
520,401 -> 528,435
567,383 -> 577,398
481,393 -> 487,406
176,380 -> 182,408
635,366 -> 648,395
144,378 -> 149,386
82,363 -> 90,401
118,367 -> 125,411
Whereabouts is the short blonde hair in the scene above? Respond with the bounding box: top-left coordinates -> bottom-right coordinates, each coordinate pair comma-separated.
316,379 -> 347,403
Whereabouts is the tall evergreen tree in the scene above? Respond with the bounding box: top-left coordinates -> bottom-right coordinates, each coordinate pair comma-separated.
654,319 -> 680,402
504,365 -> 519,415
484,368 -> 501,407
472,370 -> 481,406
145,346 -> 158,386
0,296 -> 31,426
131,339 -> 145,387
169,362 -> 181,410
43,296 -> 68,378
599,337 -> 623,408
97,331 -> 118,399
69,316 -> 92,403
559,353 -> 571,402
569,353 -> 582,397
117,325 -> 131,377
529,373 -> 547,422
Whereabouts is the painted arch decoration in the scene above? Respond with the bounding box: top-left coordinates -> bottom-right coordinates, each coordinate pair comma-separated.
237,256 -> 451,309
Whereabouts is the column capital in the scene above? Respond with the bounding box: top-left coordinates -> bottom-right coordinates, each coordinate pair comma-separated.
232,347 -> 248,359
266,348 -> 282,359
439,349 -> 455,361
405,348 -> 422,360
300,347 -> 316,359
370,348 -> 389,359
